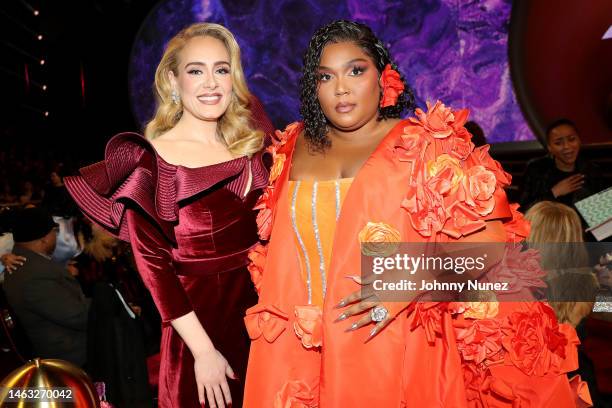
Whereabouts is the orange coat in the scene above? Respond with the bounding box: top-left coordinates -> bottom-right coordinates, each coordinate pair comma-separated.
244,102 -> 590,408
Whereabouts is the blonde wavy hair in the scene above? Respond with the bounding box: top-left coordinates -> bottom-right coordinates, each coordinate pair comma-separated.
525,201 -> 598,326
77,223 -> 117,262
525,201 -> 584,244
144,23 -> 263,157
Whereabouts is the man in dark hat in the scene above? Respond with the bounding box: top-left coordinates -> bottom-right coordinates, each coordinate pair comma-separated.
2,207 -> 89,366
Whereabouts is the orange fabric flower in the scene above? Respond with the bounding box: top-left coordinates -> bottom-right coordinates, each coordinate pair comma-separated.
255,207 -> 273,240
274,380 -> 317,408
293,305 -> 323,349
254,186 -> 274,240
501,303 -> 568,376
483,245 -> 546,294
464,165 -> 496,216
270,152 -> 286,183
410,100 -> 456,139
442,201 -> 486,239
379,64 -> 404,108
504,203 -> 531,243
448,127 -> 475,161
244,304 -> 288,343
255,122 -> 302,241
247,243 -> 267,295
398,100 -> 510,240
455,318 -> 503,364
271,122 -> 299,151
448,302 -> 467,314
427,154 -> 465,191
358,221 -> 401,257
468,145 -> 512,188
402,180 -> 447,237
463,301 -> 499,320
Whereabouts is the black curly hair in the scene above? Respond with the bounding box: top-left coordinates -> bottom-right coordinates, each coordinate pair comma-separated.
299,20 -> 415,152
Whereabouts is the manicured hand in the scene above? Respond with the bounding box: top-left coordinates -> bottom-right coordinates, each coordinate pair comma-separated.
194,348 -> 236,407
334,274 -> 393,341
0,253 -> 26,273
552,174 -> 584,197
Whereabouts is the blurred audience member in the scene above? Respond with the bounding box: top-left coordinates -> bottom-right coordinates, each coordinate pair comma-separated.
18,181 -> 39,205
51,215 -> 81,265
464,120 -> 487,147
525,201 -> 609,406
42,169 -> 78,217
0,241 -> 20,281
0,182 -> 16,205
525,201 -> 596,324
520,119 -> 604,213
72,220 -> 157,406
0,207 -> 25,280
2,207 -> 90,366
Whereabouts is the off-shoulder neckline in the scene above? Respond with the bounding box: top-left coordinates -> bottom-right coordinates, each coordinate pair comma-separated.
151,144 -> 249,171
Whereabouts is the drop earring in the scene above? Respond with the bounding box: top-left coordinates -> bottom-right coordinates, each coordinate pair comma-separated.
171,90 -> 180,105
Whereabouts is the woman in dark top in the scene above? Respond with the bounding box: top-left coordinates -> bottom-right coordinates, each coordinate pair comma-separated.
66,23 -> 273,408
520,119 -> 603,213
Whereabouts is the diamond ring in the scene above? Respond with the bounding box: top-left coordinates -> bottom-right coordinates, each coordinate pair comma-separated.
370,305 -> 389,322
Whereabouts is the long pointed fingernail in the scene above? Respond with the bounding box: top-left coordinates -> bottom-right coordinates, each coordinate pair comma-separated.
335,299 -> 346,309
335,313 -> 347,322
345,322 -> 359,332
345,275 -> 362,284
365,327 -> 378,342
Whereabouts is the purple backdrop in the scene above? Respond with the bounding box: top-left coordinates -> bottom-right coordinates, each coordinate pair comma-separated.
129,0 -> 534,142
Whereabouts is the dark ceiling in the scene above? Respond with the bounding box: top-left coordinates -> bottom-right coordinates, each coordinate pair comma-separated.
1,0 -> 158,158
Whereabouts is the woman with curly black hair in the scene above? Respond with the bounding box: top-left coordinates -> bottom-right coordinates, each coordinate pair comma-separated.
243,20 -> 584,407
298,20 -> 414,153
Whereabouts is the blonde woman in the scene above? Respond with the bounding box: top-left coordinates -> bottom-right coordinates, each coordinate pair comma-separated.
525,201 -> 606,405
525,202 -> 599,326
66,23 -> 274,408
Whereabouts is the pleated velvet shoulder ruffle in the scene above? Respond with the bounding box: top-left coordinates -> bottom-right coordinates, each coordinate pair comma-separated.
65,132 -> 269,243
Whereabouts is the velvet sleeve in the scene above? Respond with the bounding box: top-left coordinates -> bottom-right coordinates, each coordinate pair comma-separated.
126,208 -> 192,322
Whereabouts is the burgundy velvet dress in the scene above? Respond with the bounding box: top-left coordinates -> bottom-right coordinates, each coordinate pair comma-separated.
65,131 -> 270,407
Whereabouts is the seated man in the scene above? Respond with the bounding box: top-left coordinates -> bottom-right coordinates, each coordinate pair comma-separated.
2,207 -> 89,366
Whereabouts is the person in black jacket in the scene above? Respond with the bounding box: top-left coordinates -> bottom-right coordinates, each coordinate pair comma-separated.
2,207 -> 90,366
520,119 -> 604,213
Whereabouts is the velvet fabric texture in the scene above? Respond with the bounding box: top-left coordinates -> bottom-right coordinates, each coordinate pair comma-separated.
66,132 -> 270,407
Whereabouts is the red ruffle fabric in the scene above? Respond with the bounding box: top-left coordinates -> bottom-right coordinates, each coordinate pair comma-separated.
65,132 -> 269,243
